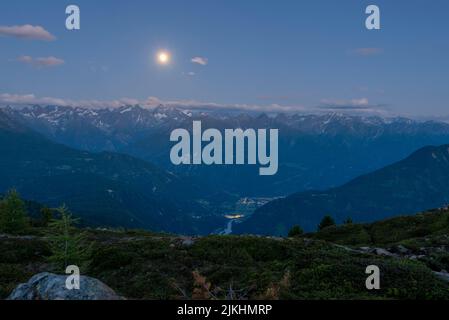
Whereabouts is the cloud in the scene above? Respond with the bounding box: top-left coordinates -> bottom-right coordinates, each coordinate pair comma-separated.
191,56 -> 208,66
0,93 -> 69,106
0,93 -> 310,113
182,71 -> 196,77
318,98 -> 387,113
17,56 -> 65,68
0,93 -> 389,116
321,98 -> 370,108
0,93 -> 148,109
17,55 -> 65,68
138,97 -> 308,113
257,95 -> 297,101
0,25 -> 56,41
352,47 -> 384,56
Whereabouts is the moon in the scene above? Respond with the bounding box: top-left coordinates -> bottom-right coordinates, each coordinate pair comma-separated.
157,51 -> 171,65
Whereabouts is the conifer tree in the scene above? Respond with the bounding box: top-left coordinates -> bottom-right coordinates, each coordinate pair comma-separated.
317,215 -> 336,231
47,205 -> 91,272
40,207 -> 53,227
0,189 -> 29,234
288,225 -> 304,237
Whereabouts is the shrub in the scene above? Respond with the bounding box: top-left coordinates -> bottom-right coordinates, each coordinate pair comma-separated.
318,215 -> 336,231
344,217 -> 353,225
288,225 -> 304,237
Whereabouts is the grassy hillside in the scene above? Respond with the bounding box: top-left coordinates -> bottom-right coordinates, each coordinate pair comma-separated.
2,208 -> 449,300
311,208 -> 449,245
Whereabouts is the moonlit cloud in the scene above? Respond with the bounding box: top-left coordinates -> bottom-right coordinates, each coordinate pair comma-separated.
142,97 -> 308,112
319,98 -> 370,109
352,47 -> 384,56
0,25 -> 56,41
0,93 -> 309,112
0,93 -> 138,108
191,56 -> 208,66
318,98 -> 387,113
0,93 -> 143,109
0,93 -> 68,106
17,55 -> 65,68
0,93 -> 389,116
321,98 -> 370,107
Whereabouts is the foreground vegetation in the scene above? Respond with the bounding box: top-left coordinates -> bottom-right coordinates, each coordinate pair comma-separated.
1,191 -> 449,300
310,208 -> 449,247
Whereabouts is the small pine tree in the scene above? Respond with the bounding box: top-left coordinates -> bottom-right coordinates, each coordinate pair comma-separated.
47,205 -> 91,272
288,225 -> 304,237
40,207 -> 53,227
0,189 -> 29,234
318,215 -> 336,231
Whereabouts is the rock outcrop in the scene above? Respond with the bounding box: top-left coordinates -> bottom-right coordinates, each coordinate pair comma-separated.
8,272 -> 123,300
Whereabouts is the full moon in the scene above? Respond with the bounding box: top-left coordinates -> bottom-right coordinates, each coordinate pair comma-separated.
157,51 -> 170,65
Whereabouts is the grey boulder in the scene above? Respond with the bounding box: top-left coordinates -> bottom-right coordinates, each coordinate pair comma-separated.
8,272 -> 123,300
434,271 -> 449,283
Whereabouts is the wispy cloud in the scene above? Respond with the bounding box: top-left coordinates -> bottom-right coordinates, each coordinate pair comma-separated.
0,93 -> 69,106
182,71 -> 196,77
352,47 -> 384,56
0,93 -> 309,113
143,97 -> 307,113
191,56 -> 208,66
0,93 -> 139,109
0,93 -> 390,116
318,98 -> 387,113
321,98 -> 370,108
0,25 -> 56,41
17,55 -> 65,68
257,95 -> 298,102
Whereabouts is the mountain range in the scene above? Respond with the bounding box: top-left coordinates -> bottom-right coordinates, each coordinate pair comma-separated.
0,109 -> 224,234
3,104 -> 449,235
235,144 -> 449,234
5,105 -> 449,197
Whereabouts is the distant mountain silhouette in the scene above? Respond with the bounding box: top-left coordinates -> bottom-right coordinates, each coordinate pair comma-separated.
236,144 -> 449,235
0,109 -> 222,234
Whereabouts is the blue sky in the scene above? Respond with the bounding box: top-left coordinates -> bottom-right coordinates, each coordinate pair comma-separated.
0,0 -> 448,116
